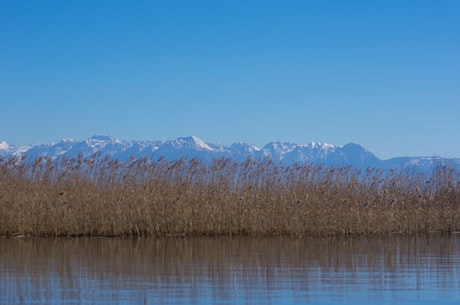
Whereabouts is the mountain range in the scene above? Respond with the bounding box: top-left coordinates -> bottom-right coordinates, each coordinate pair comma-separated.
1,135 -> 459,174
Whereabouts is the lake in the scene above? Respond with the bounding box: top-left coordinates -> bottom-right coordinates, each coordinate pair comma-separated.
1,234 -> 460,304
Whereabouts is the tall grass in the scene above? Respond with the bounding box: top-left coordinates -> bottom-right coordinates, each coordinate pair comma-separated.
1,155 -> 459,237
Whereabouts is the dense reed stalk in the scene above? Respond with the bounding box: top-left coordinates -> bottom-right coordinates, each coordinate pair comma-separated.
1,155 -> 459,237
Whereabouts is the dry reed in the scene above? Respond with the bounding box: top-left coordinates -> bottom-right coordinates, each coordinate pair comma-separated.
0,155 -> 459,237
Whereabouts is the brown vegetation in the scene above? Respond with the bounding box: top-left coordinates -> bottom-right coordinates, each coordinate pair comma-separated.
0,155 -> 459,237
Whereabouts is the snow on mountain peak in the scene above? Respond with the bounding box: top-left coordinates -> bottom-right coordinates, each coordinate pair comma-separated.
190,135 -> 210,149
89,135 -> 120,142
263,141 -> 297,152
86,135 -> 122,148
61,138 -> 76,143
308,142 -> 336,150
174,136 -> 213,151
230,142 -> 261,153
0,141 -> 9,150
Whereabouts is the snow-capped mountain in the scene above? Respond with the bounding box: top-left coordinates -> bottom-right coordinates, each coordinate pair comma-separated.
0,141 -> 15,158
1,135 -> 459,174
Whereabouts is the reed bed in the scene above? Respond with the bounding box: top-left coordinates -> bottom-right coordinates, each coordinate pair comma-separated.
0,155 -> 459,237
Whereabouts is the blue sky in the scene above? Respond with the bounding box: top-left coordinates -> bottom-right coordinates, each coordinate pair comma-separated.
1,1 -> 459,159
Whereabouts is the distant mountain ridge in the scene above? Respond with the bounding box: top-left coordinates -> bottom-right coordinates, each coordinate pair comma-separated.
1,135 -> 459,174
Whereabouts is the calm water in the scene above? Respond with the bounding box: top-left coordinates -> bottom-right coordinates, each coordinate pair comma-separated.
1,235 -> 460,304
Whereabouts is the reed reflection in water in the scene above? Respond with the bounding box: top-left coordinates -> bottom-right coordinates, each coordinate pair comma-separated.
1,235 -> 460,304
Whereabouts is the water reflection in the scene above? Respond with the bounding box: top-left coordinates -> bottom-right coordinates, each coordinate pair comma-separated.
1,235 -> 460,304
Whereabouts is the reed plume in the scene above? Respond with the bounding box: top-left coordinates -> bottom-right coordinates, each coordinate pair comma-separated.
0,155 -> 459,237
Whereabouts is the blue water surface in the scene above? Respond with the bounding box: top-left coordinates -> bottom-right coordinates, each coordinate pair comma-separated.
1,235 -> 459,304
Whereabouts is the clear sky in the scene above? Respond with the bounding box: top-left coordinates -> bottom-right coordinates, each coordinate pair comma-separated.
1,1 -> 459,159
